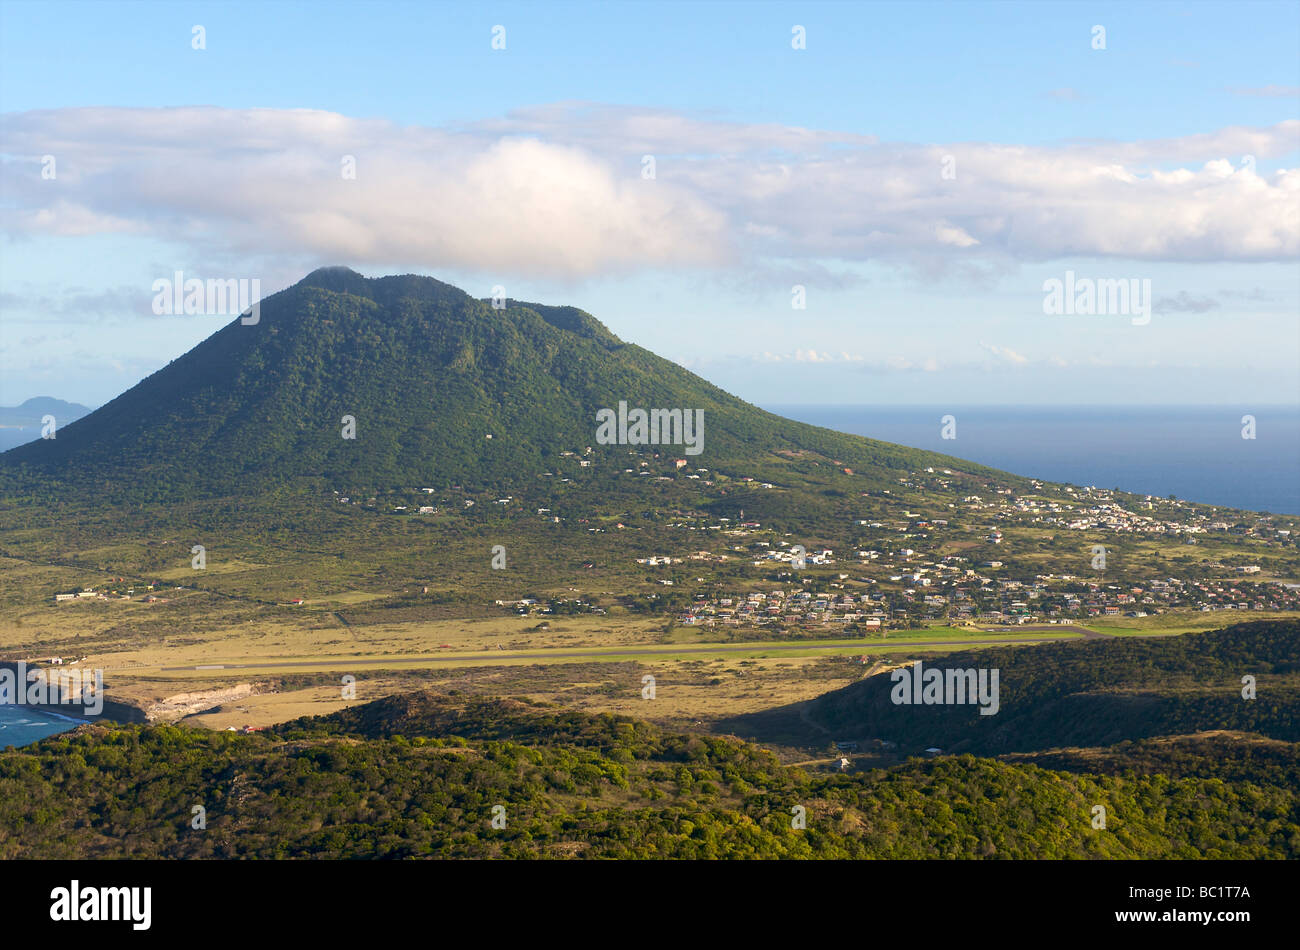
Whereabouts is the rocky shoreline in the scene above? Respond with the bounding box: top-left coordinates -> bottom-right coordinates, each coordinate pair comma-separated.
0,661 -> 147,724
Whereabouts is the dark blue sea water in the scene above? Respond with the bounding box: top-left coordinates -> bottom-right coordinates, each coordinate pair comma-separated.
765,405 -> 1300,515
0,705 -> 83,749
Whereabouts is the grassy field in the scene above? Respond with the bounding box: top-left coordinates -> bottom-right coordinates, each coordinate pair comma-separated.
2,534 -> 1239,745
122,653 -> 871,750
4,483 -> 1294,755
3,597 -> 1089,744
1086,609 -> 1300,635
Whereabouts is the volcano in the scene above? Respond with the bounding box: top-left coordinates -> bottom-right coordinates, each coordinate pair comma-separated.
1,267 -> 1006,498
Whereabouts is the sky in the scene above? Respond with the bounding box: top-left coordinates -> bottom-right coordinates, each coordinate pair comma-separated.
1,0 -> 1298,409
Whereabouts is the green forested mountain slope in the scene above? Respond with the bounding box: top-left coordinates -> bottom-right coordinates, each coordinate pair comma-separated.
0,267 -> 1008,498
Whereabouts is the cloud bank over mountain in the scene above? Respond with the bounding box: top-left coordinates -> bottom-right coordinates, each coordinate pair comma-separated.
5,105 -> 1297,279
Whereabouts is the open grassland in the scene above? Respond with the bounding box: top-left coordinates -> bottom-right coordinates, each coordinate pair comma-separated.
1087,609 -> 1300,635
3,603 -> 1086,748
4,487 -> 1294,751
1,575 -> 1084,677
101,653 -> 877,755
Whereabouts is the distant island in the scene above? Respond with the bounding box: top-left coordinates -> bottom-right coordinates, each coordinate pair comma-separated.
0,396 -> 93,452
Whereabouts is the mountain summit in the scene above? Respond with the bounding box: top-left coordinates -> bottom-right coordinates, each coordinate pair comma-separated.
2,268 -> 999,497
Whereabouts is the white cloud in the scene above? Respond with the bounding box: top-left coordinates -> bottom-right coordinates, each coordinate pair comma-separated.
1229,85 -> 1300,98
877,355 -> 941,373
2,108 -> 729,279
689,349 -> 867,365
3,105 -> 1298,279
935,223 -> 980,247
980,343 -> 1030,365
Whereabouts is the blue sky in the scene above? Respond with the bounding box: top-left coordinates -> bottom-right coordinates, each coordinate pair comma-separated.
2,0 -> 1298,408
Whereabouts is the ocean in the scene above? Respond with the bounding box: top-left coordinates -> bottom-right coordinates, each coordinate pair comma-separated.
764,405 -> 1300,515
0,705 -> 84,749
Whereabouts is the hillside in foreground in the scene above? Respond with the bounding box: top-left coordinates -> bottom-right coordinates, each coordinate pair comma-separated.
2,695 -> 1296,859
2,619 -> 1298,859
719,619 -> 1300,754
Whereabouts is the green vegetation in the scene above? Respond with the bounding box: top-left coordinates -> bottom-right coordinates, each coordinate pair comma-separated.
1002,733 -> 1300,783
1,271 -> 1297,862
786,619 -> 1300,754
0,267 -> 1001,503
2,692 -> 1295,859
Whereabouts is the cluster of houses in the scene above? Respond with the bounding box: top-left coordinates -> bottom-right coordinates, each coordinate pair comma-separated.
939,573 -> 1300,623
53,582 -> 317,608
54,589 -> 103,602
678,589 -> 886,629
940,481 -> 1296,545
320,451 -> 1296,631
53,582 -> 171,605
669,570 -> 1300,630
493,597 -> 605,616
617,465 -> 1299,627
